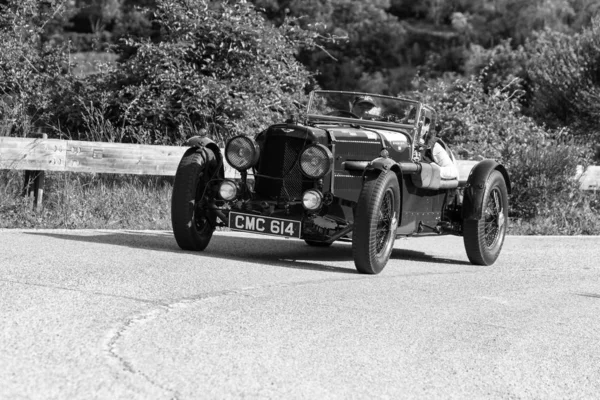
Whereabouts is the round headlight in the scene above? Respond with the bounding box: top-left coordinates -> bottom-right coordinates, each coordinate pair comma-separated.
218,180 -> 238,201
299,144 -> 333,179
225,136 -> 260,171
302,190 -> 323,211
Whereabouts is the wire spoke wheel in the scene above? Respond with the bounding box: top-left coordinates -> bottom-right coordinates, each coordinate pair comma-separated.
463,171 -> 509,266
375,190 -> 394,255
353,172 -> 400,274
483,188 -> 504,248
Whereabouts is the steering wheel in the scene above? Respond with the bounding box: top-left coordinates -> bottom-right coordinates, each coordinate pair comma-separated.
326,110 -> 359,118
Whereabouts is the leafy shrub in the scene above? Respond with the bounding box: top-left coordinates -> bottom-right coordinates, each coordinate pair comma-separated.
0,0 -> 73,137
58,31 -> 113,52
511,190 -> 600,235
462,40 -> 527,94
52,0 -> 321,145
69,51 -> 119,78
293,0 -> 410,94
524,16 -> 600,136
413,73 -> 592,225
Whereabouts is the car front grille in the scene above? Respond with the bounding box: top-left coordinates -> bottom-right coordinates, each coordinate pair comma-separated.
254,134 -> 311,200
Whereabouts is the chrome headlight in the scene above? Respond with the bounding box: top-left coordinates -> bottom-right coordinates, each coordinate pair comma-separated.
302,190 -> 323,210
299,144 -> 333,179
218,180 -> 238,201
225,136 -> 260,171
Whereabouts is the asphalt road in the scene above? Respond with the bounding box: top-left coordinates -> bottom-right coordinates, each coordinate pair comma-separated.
1,230 -> 599,399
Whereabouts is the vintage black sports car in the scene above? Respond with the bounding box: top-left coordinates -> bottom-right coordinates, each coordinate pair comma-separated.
171,90 -> 510,274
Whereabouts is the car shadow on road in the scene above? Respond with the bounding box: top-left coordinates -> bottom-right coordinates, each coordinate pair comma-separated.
25,230 -> 357,274
392,249 -> 472,266
25,230 -> 471,274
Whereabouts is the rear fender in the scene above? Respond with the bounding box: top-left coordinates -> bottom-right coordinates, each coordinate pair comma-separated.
462,159 -> 511,220
185,136 -> 224,179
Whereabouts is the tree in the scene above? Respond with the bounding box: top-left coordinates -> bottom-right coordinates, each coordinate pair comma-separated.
0,0 -> 73,136
258,0 -> 411,93
524,16 -> 600,136
54,0 -> 319,144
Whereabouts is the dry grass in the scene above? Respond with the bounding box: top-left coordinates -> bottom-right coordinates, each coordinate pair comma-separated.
2,169 -> 599,234
0,170 -> 173,229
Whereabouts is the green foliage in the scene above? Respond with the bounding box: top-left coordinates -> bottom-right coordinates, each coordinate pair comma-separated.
524,16 -> 600,136
510,190 -> 600,235
462,40 -> 527,91
0,170 -> 172,229
414,73 -> 592,223
52,0 -> 319,145
70,51 -> 119,78
259,0 -> 412,94
0,0 -> 73,136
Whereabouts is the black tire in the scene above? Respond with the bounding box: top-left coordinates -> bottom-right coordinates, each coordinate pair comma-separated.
171,147 -> 218,251
304,239 -> 332,247
463,171 -> 509,266
352,172 -> 400,274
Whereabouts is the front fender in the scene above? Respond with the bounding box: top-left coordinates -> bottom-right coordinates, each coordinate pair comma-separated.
462,159 -> 511,220
366,157 -> 398,174
184,136 -> 225,179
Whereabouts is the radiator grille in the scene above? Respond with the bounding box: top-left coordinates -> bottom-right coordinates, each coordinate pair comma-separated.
254,135 -> 312,200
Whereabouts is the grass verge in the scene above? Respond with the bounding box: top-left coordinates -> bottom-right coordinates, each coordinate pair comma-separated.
0,170 -> 172,230
1,170 -> 599,234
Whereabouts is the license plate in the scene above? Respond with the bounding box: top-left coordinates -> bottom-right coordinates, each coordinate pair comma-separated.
229,212 -> 301,238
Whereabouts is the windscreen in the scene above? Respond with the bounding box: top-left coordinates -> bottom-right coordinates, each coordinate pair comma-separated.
307,91 -> 420,126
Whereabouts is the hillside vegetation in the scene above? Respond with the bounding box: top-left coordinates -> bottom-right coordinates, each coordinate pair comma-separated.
0,0 -> 599,233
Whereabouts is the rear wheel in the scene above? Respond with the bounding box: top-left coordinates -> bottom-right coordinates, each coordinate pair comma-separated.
352,172 -> 400,274
463,171 -> 508,265
171,147 -> 218,251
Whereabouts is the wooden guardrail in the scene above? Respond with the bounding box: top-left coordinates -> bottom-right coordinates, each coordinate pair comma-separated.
1,136 -> 598,209
0,136 -> 188,175
0,136 -> 240,209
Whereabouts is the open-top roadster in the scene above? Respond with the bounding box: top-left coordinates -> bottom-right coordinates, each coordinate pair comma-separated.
171,90 -> 510,274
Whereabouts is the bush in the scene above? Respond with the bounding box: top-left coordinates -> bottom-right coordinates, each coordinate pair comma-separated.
524,16 -> 600,137
511,190 -> 600,235
51,0 -> 320,145
1,0 -> 322,145
412,73 -> 593,228
0,0 -> 73,137
462,40 -> 527,94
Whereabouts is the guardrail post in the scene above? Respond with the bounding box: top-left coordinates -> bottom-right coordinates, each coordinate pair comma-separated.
21,133 -> 47,211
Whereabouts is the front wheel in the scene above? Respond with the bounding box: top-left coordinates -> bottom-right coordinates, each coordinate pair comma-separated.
463,171 -> 509,265
352,172 -> 400,274
171,147 -> 218,251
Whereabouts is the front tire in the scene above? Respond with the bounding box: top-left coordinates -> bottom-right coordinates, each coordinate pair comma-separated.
352,172 -> 400,274
171,147 -> 218,251
463,171 -> 508,265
